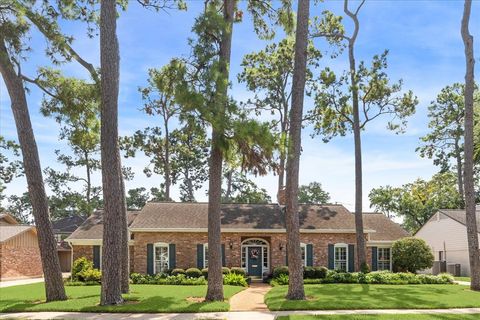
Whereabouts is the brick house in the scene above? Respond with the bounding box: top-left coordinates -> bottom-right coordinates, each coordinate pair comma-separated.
0,213 -> 43,280
66,202 -> 408,277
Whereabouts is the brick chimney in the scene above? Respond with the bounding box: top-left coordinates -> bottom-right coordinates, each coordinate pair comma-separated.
277,187 -> 286,205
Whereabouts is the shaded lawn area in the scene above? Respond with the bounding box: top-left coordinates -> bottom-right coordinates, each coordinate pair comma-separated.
277,315 -> 480,320
265,284 -> 480,311
0,283 -> 244,313
455,277 -> 471,282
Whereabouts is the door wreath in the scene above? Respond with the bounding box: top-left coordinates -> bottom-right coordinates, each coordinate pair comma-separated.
250,248 -> 260,259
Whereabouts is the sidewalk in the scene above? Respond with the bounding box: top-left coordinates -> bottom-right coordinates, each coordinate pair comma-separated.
230,282 -> 271,311
2,309 -> 480,320
0,273 -> 70,288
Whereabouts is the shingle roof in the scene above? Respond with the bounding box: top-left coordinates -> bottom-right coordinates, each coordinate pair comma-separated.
0,225 -> 36,243
67,210 -> 139,240
130,202 -> 360,230
438,209 -> 480,229
51,215 -> 87,233
362,213 -> 410,241
0,213 -> 19,225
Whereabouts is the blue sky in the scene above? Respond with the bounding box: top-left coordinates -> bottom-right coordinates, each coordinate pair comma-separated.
1,0 -> 479,211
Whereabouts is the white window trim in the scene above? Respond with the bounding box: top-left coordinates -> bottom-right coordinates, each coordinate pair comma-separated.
203,243 -> 208,268
300,243 -> 307,267
334,243 -> 348,272
153,242 -> 169,274
241,238 -> 269,275
377,246 -> 392,271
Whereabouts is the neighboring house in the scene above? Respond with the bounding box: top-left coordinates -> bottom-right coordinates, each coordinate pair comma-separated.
51,215 -> 87,272
67,202 -> 408,277
415,209 -> 480,277
0,213 -> 43,280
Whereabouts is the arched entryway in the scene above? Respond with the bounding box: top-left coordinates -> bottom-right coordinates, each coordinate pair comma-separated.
241,238 -> 269,277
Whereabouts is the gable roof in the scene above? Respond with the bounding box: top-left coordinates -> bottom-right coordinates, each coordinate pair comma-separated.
0,225 -> 36,243
67,210 -> 139,240
0,213 -> 19,225
51,215 -> 87,233
130,202 -> 364,231
438,209 -> 480,229
362,213 -> 410,241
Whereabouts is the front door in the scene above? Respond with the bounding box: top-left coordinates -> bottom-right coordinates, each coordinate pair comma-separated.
247,246 -> 262,277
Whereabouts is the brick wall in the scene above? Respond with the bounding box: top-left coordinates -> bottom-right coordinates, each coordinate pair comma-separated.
132,232 -> 371,273
72,244 -> 135,272
0,244 -> 43,280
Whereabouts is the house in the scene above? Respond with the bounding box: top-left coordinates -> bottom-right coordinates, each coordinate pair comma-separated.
415,209 -> 480,277
66,202 -> 408,276
0,213 -> 43,280
51,215 -> 87,272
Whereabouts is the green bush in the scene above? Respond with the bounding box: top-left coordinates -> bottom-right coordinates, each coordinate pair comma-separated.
275,273 -> 289,285
185,268 -> 202,278
171,268 -> 186,276
360,262 -> 371,273
223,273 -> 248,287
303,266 -> 316,279
314,266 -> 328,279
72,257 -> 94,281
79,268 -> 101,283
222,267 -> 231,275
230,267 -> 246,276
273,266 -> 289,279
201,268 -> 208,278
392,237 -> 434,273
129,273 -> 207,285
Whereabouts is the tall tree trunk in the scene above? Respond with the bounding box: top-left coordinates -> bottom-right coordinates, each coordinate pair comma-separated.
205,0 -> 234,302
120,174 -> 129,294
84,150 -> 92,206
461,0 -> 480,291
285,0 -> 309,301
345,0 -> 367,269
99,0 -> 126,305
0,38 -> 67,302
278,150 -> 286,196
164,117 -> 171,201
225,169 -> 233,201
455,137 -> 465,205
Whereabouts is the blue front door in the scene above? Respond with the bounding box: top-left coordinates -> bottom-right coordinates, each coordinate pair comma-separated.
247,246 -> 262,277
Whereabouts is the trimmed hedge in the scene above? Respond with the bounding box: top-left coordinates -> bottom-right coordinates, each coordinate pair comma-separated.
231,267 -> 247,276
171,268 -> 186,276
185,268 -> 202,278
129,273 -> 206,285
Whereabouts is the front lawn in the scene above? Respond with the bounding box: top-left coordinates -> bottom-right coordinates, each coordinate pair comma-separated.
0,283 -> 244,313
455,277 -> 471,282
265,284 -> 480,311
277,315 -> 480,320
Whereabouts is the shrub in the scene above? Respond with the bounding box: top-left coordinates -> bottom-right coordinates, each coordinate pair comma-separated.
79,268 -> 101,283
201,268 -> 208,278
130,273 -> 148,284
231,267 -> 246,276
185,268 -> 202,278
171,268 -> 186,276
222,267 -> 231,275
275,273 -> 289,285
72,257 -> 94,281
313,266 -> 328,279
360,262 -> 371,274
303,266 -> 316,279
273,266 -> 289,279
392,237 -> 434,273
223,273 -> 248,287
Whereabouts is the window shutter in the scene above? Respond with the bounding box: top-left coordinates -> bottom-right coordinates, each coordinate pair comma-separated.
348,244 -> 355,272
93,245 -> 101,269
306,244 -> 313,266
147,244 -> 154,275
197,244 -> 204,269
221,244 -> 226,267
169,244 -> 176,269
328,244 -> 334,269
371,247 -> 378,271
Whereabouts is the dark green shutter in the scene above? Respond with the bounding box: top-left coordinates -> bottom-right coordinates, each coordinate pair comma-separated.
93,245 -> 100,269
169,244 -> 176,269
221,244 -> 226,267
371,247 -> 378,271
306,244 -> 313,266
348,244 -> 355,272
197,244 -> 204,269
328,244 -> 334,269
147,244 -> 154,275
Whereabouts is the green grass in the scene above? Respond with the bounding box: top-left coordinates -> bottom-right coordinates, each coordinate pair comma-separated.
455,277 -> 471,282
265,284 -> 480,311
277,315 -> 480,320
0,283 -> 244,313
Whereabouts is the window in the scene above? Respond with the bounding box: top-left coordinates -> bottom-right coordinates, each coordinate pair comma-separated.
334,244 -> 348,272
154,243 -> 169,273
300,243 -> 307,267
203,244 -> 209,268
377,247 -> 391,271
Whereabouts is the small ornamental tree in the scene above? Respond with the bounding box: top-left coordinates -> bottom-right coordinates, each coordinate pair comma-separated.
392,237 -> 434,273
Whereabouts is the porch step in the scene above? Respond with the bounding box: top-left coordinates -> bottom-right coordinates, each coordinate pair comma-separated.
250,277 -> 263,283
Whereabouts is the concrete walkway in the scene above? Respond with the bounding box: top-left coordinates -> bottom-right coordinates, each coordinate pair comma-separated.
455,280 -> 471,286
229,282 -> 271,311
0,273 -> 71,288
2,309 -> 480,320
